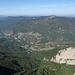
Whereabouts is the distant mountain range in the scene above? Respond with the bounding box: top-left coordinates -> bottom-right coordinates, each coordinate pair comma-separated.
0,15 -> 75,43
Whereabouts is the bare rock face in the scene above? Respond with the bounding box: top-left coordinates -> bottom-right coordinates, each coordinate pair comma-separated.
4,30 -> 13,36
51,47 -> 75,65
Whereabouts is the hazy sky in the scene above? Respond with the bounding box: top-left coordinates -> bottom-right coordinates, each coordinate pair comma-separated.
0,0 -> 75,16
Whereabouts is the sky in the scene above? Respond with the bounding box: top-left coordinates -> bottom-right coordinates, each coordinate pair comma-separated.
0,0 -> 75,16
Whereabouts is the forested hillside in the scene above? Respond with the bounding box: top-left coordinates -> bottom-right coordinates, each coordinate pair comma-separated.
0,16 -> 75,75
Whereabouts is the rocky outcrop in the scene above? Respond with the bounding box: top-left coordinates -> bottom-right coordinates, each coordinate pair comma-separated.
51,47 -> 75,65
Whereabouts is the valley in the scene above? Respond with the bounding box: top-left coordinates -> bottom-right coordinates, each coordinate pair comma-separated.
0,16 -> 75,75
